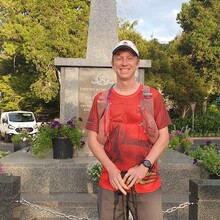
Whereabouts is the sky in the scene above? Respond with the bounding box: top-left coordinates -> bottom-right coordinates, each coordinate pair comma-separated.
117,0 -> 189,43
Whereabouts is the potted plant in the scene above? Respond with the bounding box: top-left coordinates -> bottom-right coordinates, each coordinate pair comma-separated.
86,161 -> 102,193
11,129 -> 32,152
31,117 -> 85,159
189,142 -> 220,178
169,126 -> 194,153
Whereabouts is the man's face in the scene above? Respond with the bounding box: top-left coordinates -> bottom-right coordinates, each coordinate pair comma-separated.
112,49 -> 140,81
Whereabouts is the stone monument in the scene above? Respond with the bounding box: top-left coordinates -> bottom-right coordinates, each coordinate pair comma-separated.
54,0 -> 151,128
0,2 -> 215,219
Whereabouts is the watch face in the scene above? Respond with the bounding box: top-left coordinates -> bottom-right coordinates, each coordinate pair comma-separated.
143,160 -> 151,168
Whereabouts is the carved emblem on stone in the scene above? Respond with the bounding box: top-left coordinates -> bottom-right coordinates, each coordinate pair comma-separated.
91,73 -> 114,86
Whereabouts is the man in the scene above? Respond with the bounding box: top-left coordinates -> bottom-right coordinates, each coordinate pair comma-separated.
85,40 -> 171,220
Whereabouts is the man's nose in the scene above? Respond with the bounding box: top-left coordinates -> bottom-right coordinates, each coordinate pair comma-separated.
121,58 -> 128,65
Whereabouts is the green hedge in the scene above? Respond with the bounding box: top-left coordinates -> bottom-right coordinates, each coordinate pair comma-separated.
170,106 -> 220,137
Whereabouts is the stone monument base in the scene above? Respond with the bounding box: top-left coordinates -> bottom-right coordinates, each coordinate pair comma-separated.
0,148 -> 208,219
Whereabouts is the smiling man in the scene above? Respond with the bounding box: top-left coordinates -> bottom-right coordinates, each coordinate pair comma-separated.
85,40 -> 171,220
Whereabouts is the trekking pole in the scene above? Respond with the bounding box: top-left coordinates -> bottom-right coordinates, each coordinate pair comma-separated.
131,186 -> 139,220
120,171 -> 130,220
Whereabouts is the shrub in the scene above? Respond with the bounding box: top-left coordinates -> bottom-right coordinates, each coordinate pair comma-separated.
31,117 -> 85,158
86,161 -> 102,184
189,142 -> 220,177
169,126 -> 194,152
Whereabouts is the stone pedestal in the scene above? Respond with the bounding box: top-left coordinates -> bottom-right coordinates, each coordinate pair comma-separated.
0,149 -> 211,220
0,174 -> 20,220
189,179 -> 220,220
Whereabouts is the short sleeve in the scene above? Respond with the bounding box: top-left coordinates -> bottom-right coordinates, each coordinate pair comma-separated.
151,88 -> 171,130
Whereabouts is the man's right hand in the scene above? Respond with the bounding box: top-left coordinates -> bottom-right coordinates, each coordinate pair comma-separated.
107,166 -> 129,195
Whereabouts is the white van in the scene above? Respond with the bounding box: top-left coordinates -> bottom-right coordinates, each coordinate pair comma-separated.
0,111 -> 38,142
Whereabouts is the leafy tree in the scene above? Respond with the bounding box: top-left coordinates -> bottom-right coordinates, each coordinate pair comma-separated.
145,38 -> 207,118
163,54 -> 207,118
118,19 -> 149,59
177,0 -> 220,97
0,0 -> 90,103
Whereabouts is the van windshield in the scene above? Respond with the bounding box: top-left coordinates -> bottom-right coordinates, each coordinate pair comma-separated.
9,113 -> 35,122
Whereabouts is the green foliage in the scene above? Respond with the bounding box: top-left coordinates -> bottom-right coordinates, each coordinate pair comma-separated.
32,117 -> 84,158
0,150 -> 10,159
169,126 -> 194,152
118,19 -> 150,59
31,125 -> 53,158
11,130 -> 32,143
145,38 -> 207,118
0,75 -> 22,111
50,119 -> 84,146
0,150 -> 10,174
86,161 -> 102,184
189,143 -> 220,177
0,0 -> 90,102
171,105 -> 220,137
177,0 -> 220,96
165,56 -> 207,118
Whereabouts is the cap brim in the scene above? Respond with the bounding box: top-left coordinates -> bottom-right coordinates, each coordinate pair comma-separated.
112,45 -> 139,57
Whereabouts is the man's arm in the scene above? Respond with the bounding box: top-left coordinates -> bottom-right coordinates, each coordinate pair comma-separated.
143,126 -> 169,165
123,126 -> 169,187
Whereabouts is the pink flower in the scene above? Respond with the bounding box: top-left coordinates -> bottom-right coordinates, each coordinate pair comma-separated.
176,130 -> 183,136
182,138 -> 194,144
169,133 -> 175,139
0,165 -> 3,173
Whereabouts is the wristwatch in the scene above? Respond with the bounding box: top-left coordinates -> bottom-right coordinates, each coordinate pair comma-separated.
142,159 -> 152,169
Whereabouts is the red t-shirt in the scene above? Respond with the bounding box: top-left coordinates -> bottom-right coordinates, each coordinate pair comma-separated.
85,84 -> 171,193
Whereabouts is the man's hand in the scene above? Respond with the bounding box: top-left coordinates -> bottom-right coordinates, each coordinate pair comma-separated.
108,166 -> 129,195
123,165 -> 149,188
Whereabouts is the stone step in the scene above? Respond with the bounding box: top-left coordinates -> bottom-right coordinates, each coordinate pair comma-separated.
1,148 -> 208,220
1,149 -> 208,195
1,150 -> 97,194
159,150 -> 209,194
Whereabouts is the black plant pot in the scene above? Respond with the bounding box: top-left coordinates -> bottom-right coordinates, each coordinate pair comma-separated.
52,137 -> 73,159
175,145 -> 184,153
14,141 -> 29,152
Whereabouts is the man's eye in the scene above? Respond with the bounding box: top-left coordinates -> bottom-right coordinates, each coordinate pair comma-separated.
116,57 -> 122,61
128,57 -> 134,60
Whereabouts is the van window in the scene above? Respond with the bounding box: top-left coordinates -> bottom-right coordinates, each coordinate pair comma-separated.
9,113 -> 35,122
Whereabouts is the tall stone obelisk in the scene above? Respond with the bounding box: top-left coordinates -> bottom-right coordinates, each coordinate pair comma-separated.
86,0 -> 118,62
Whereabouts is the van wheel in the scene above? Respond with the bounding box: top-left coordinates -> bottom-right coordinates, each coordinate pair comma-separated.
4,134 -> 11,143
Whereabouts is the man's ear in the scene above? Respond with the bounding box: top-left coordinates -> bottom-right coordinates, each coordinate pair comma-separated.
111,58 -> 114,67
136,59 -> 140,68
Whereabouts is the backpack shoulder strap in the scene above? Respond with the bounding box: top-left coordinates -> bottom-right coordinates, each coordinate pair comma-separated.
141,85 -> 159,145
97,84 -> 115,119
143,85 -> 152,98
142,85 -> 154,116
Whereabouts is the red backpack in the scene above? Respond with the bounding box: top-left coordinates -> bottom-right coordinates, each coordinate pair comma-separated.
97,85 -> 159,145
